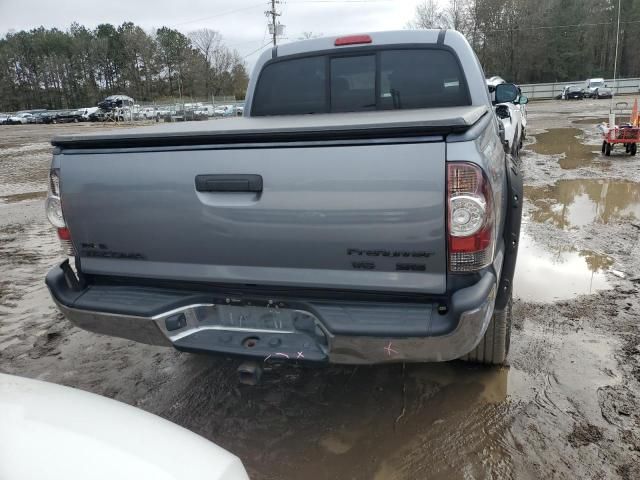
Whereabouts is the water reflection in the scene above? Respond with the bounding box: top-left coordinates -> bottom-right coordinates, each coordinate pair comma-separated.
514,232 -> 611,302
526,179 -> 640,229
571,117 -> 608,125
529,128 -> 599,169
166,360 -> 513,480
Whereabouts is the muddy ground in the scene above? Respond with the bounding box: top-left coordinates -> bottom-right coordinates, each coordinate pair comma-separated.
1,100 -> 640,479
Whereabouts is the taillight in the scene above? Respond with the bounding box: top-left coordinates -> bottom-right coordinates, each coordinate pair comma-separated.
45,168 -> 75,256
447,162 -> 494,272
334,35 -> 372,46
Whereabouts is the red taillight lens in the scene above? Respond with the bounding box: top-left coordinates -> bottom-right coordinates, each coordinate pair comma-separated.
450,229 -> 492,252
56,227 -> 75,256
57,227 -> 71,241
447,163 -> 495,272
46,168 -> 75,256
334,35 -> 372,46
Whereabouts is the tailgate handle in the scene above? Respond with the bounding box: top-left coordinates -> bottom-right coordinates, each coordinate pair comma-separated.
195,174 -> 263,193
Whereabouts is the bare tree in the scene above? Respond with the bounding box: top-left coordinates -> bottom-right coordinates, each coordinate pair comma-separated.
408,0 -> 446,29
409,0 -> 470,34
189,28 -> 222,67
442,0 -> 469,33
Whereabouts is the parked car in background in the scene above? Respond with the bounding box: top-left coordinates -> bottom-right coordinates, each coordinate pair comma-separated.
88,109 -> 106,122
594,86 -> 613,99
33,111 -> 58,124
236,103 -> 245,116
213,104 -> 235,117
7,112 -> 34,124
55,110 -> 84,123
156,106 -> 171,118
138,107 -> 159,120
487,76 -> 528,155
0,114 -> 9,125
77,107 -> 100,121
194,105 -> 215,117
561,85 -> 584,100
0,373 -> 250,480
97,94 -> 134,111
585,78 -> 613,98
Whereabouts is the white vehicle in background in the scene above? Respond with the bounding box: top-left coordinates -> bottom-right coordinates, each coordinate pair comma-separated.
77,107 -> 100,121
213,104 -> 235,117
584,78 -> 613,99
0,373 -> 250,480
194,105 -> 215,117
139,106 -> 160,120
7,112 -> 34,125
156,106 -> 171,118
487,76 -> 528,155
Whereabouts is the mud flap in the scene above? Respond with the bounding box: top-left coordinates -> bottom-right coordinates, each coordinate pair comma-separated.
495,154 -> 522,310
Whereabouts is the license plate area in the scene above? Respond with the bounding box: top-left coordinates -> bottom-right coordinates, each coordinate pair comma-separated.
196,304 -> 304,332
158,303 -> 328,346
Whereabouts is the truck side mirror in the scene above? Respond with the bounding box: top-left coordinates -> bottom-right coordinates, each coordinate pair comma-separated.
495,83 -> 519,104
518,95 -> 529,105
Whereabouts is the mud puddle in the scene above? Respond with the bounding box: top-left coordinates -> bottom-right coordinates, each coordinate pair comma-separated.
0,146 -> 51,197
158,321 -> 623,479
161,359 -> 524,480
526,178 -> 640,229
0,191 -> 46,204
515,178 -> 640,301
529,128 -> 601,169
514,232 -> 612,302
571,117 -> 608,125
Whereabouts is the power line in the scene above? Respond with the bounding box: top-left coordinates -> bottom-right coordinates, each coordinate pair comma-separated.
483,18 -> 640,33
242,41 -> 273,58
171,3 -> 265,28
169,0 -> 391,29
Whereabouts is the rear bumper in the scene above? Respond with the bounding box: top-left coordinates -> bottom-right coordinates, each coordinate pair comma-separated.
46,262 -> 496,364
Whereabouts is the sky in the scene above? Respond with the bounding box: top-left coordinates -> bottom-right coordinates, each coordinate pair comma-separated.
0,0 -> 423,70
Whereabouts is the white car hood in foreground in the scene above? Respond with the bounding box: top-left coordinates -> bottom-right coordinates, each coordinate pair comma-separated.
0,373 -> 249,480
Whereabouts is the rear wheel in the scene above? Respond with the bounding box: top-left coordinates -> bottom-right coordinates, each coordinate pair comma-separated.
605,142 -> 612,156
461,294 -> 512,365
602,141 -> 607,153
631,143 -> 637,156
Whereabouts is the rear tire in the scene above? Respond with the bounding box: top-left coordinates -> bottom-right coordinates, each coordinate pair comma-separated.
605,142 -> 612,156
631,143 -> 637,156
602,141 -> 607,153
461,294 -> 512,365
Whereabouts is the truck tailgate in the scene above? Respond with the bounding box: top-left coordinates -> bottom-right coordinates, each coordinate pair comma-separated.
59,139 -> 446,294
55,108 -> 490,295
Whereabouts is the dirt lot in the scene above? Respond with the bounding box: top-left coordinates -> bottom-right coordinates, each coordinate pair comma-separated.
2,100 -> 640,479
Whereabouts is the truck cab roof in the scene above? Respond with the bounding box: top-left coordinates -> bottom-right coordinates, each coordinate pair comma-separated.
244,29 -> 491,114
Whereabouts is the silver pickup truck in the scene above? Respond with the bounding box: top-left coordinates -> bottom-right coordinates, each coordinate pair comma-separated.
45,30 -> 522,371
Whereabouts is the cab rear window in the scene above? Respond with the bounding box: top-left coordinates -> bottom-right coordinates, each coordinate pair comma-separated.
251,48 -> 470,116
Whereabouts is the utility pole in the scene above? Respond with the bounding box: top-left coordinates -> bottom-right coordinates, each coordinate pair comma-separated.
609,0 -> 621,118
265,0 -> 282,46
